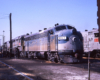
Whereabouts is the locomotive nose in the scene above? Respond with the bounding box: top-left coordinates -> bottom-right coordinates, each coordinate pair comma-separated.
69,35 -> 83,53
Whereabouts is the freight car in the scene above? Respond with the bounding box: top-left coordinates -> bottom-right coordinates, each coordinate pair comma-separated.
82,28 -> 100,57
3,24 -> 83,63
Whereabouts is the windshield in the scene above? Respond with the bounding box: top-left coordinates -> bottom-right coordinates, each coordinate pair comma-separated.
67,25 -> 73,29
55,26 -> 66,31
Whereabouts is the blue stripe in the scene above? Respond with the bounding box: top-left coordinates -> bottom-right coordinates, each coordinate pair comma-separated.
58,40 -> 67,44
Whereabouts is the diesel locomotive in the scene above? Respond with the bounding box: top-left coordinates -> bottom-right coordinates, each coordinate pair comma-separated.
3,24 -> 83,63
82,28 -> 100,58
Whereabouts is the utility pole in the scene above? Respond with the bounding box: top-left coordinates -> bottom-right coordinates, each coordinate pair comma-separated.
0,39 -> 1,48
87,40 -> 90,80
10,13 -> 12,58
88,52 -> 90,80
3,31 -> 5,45
0,35 -> 3,46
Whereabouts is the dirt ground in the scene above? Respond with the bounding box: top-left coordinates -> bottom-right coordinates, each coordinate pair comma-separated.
0,62 -> 30,80
0,57 -> 100,80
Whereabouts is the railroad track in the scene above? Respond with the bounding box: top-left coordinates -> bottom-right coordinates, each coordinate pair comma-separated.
83,57 -> 100,60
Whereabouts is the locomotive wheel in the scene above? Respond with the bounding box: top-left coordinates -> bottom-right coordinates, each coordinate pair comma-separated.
26,52 -> 28,58
44,52 -> 52,61
47,53 -> 51,61
59,57 -> 64,63
20,52 -> 24,57
95,53 -> 100,58
54,55 -> 59,63
33,52 -> 37,59
31,52 -> 34,59
44,52 -> 47,60
28,53 -> 30,58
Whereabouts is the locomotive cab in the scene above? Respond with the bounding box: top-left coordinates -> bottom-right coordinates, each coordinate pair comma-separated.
53,25 -> 83,63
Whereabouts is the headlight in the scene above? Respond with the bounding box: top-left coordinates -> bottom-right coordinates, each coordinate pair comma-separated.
72,37 -> 77,42
58,36 -> 66,40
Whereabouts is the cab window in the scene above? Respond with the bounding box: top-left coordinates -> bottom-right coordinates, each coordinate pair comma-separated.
49,30 -> 54,34
55,26 -> 66,31
67,25 -> 73,29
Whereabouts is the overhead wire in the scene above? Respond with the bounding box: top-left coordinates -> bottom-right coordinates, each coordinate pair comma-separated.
0,14 -> 9,19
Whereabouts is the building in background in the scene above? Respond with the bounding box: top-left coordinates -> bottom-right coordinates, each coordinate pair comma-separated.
97,0 -> 100,42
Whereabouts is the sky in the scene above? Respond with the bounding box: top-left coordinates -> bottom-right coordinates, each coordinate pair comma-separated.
0,0 -> 98,45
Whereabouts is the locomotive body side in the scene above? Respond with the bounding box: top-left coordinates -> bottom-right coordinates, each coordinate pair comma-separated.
24,32 -> 49,58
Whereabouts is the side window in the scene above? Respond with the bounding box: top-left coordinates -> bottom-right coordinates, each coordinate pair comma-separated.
94,33 -> 99,37
88,32 -> 92,35
49,30 -> 54,34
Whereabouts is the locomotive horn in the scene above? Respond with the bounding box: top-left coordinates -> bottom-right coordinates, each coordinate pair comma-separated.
44,28 -> 47,30
39,30 -> 42,32
55,23 -> 59,26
